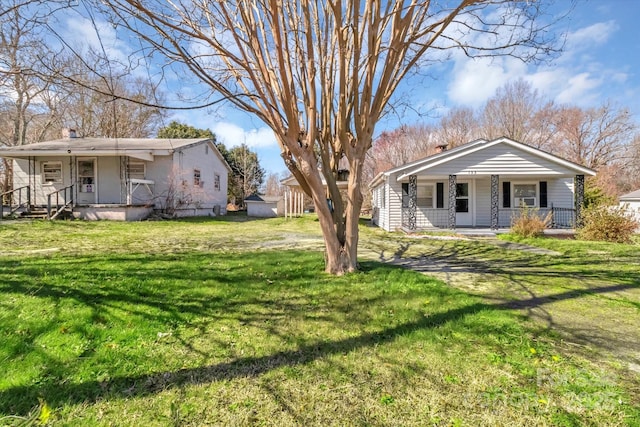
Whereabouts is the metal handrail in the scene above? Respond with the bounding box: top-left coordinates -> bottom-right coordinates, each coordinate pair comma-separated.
0,186 -> 31,221
47,185 -> 74,220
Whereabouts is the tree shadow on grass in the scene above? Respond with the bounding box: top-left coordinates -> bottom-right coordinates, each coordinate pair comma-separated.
0,258 -> 636,416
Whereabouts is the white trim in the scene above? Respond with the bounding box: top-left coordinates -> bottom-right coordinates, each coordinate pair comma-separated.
512,181 -> 539,207
417,183 -> 435,209
41,160 -> 63,184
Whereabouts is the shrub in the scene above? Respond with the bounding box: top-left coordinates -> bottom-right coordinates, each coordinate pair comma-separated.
511,207 -> 551,238
577,205 -> 639,243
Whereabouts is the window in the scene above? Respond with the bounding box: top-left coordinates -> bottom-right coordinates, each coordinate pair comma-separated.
127,161 -> 145,180
417,185 -> 434,208
513,183 -> 537,207
401,183 -> 409,208
436,183 -> 444,208
42,161 -> 62,184
214,173 -> 220,191
455,183 -> 469,213
194,169 -> 201,186
502,181 -> 511,208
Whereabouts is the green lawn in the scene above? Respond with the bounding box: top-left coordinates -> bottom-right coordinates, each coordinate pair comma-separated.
0,216 -> 638,426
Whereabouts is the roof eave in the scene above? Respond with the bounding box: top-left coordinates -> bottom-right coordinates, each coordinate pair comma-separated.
0,149 -> 157,161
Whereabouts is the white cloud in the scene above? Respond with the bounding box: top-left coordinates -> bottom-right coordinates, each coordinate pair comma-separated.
213,122 -> 278,149
446,56 -> 527,107
63,16 -> 132,66
556,72 -> 602,104
566,21 -> 618,51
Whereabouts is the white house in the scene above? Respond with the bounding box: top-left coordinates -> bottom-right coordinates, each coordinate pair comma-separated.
619,189 -> 640,227
370,137 -> 596,231
0,131 -> 231,220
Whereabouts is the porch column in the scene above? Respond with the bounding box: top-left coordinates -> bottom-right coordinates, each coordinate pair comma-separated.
448,174 -> 457,229
491,174 -> 499,230
408,174 -> 417,230
575,174 -> 585,228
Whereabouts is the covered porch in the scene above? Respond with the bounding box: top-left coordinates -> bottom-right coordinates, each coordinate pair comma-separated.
399,173 -> 585,231
1,155 -> 156,220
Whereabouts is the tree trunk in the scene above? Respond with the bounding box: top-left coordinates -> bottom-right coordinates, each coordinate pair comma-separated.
310,158 -> 365,275
344,157 -> 365,267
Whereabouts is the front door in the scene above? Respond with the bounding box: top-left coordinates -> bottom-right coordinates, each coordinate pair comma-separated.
455,181 -> 473,226
77,158 -> 97,204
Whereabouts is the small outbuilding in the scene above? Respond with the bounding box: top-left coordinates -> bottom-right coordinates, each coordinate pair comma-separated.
244,194 -> 283,218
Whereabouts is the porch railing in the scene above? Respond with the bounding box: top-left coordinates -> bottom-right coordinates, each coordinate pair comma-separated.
402,205 -> 575,230
498,207 -> 575,229
0,186 -> 31,221
402,207 -> 449,229
47,185 -> 74,220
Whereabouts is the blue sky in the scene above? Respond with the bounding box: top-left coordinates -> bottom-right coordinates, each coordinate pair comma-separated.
61,0 -> 640,176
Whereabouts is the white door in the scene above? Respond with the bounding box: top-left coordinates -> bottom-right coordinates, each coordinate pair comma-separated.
77,158 -> 97,204
455,181 -> 473,226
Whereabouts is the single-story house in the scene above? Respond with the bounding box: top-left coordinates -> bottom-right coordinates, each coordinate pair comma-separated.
0,130 -> 231,220
245,194 -> 283,217
370,137 -> 596,231
619,189 -> 640,226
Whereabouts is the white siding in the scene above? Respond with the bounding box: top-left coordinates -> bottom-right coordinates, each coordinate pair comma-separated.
372,182 -> 392,231
548,178 -> 574,208
371,184 -> 382,227
146,156 -> 173,209
425,143 -> 580,177
387,173 -> 404,230
246,201 -> 278,217
173,141 -> 228,214
142,142 -> 228,215
13,157 -> 73,205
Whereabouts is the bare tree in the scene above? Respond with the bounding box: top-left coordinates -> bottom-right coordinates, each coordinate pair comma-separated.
367,124 -> 435,177
60,72 -> 166,138
0,1 -> 68,190
91,0 -> 561,274
263,172 -> 285,197
437,106 -> 480,149
622,134 -> 640,192
553,103 -> 636,169
481,79 -> 557,149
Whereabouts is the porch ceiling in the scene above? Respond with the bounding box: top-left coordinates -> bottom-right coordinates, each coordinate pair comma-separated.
398,172 -> 580,182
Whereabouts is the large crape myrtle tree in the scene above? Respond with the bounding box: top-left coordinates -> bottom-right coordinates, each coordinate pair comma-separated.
95,0 -> 559,274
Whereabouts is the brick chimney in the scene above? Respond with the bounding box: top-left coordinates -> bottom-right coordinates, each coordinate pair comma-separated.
435,143 -> 448,153
62,128 -> 77,139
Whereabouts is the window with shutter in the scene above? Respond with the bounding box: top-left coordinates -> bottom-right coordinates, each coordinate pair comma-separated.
436,182 -> 444,208
503,181 -> 511,208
